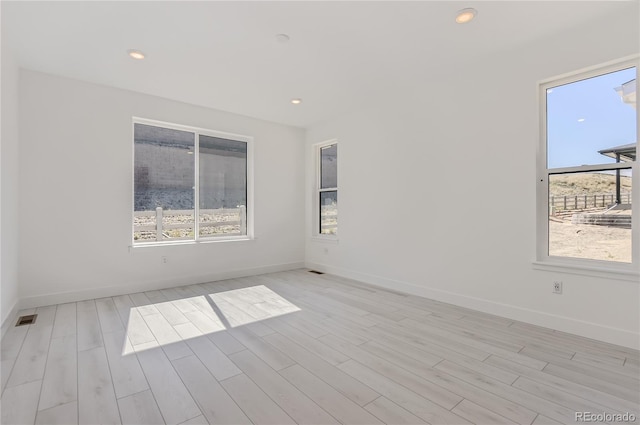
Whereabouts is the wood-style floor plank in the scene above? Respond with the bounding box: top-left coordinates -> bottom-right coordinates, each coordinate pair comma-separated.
129,292 -> 160,316
143,289 -> 168,304
1,380 -> 42,425
181,309 -> 225,335
220,373 -> 297,425
133,342 -> 201,425
103,330 -> 150,399
117,389 -> 165,425
121,309 -> 157,347
363,396 -> 427,424
38,334 -> 77,411
338,359 -> 471,424
173,322 -> 242,381
365,319 -> 495,365
531,414 -> 565,425
229,349 -> 339,424
185,296 -> 231,328
510,321 -> 635,359
142,313 -> 193,361
51,303 -> 77,339
206,330 -> 245,355
321,333 -> 464,410
520,346 -> 638,391
6,306 -> 56,388
485,354 -> 640,416
434,359 -> 578,423
77,300 -> 104,352
400,316 -> 525,353
573,350 -> 637,376
77,346 -> 121,425
543,362 -> 639,404
228,327 -> 295,371
154,301 -> 190,326
1,311 -> 32,393
452,399 -> 514,425
279,364 -> 384,424
96,297 -> 125,333
171,355 -> 251,425
266,318 -> 350,366
263,332 -> 380,406
274,312 -> 329,339
355,340 -> 537,424
512,376 -> 626,415
35,400 -> 78,425
177,415 -> 209,425
1,269 -> 638,425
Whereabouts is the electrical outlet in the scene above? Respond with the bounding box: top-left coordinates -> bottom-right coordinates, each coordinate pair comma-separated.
323,247 -> 329,255
161,256 -> 168,264
553,281 -> 563,294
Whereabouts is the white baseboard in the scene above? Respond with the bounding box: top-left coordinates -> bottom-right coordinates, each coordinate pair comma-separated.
1,299 -> 20,340
17,262 -> 305,311
305,261 -> 639,350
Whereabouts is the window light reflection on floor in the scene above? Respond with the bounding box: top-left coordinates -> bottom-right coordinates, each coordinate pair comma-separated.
121,285 -> 300,356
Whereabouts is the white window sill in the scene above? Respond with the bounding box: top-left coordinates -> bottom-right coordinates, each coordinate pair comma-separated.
130,237 -> 255,249
310,236 -> 339,244
532,260 -> 639,282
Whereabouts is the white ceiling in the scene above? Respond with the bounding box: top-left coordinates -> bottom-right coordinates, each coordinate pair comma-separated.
3,1 -> 637,128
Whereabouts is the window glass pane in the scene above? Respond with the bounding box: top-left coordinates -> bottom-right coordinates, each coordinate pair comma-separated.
547,67 -> 636,169
134,123 -> 195,243
548,170 -> 632,263
321,144 -> 337,189
199,135 -> 247,237
320,191 -> 337,235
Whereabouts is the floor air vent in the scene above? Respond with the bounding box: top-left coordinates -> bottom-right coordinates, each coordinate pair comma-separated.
16,314 -> 37,326
309,270 -> 325,275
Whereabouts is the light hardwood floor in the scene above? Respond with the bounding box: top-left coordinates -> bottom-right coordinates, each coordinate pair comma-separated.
1,269 -> 639,425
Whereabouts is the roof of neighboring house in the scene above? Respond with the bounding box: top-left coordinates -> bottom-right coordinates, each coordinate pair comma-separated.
615,79 -> 636,110
598,142 -> 636,162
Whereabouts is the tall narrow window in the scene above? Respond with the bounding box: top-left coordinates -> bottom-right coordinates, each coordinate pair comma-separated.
318,142 -> 338,236
539,62 -> 637,266
133,119 -> 251,244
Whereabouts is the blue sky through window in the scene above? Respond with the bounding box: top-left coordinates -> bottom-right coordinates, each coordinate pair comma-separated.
547,67 -> 636,169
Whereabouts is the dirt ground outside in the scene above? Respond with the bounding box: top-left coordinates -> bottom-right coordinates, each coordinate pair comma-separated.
549,215 -> 631,263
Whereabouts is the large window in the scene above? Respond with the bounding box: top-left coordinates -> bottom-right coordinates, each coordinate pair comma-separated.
133,119 -> 251,244
538,61 -> 637,268
317,141 -> 338,236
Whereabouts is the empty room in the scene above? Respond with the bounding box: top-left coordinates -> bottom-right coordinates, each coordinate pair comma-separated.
1,1 -> 639,424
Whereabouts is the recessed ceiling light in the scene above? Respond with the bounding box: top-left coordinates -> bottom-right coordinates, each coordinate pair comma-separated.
127,49 -> 145,60
455,8 -> 477,24
275,34 -> 290,43
291,98 -> 302,105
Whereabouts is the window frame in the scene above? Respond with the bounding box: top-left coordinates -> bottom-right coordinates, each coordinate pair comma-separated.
536,57 -> 639,277
314,139 -> 338,239
132,117 -> 254,246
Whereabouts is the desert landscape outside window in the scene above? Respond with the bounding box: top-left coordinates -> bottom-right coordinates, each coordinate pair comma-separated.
544,65 -> 636,263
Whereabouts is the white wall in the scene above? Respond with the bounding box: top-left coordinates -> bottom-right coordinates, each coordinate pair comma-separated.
18,70 -> 305,307
1,38 -> 20,329
305,13 -> 640,348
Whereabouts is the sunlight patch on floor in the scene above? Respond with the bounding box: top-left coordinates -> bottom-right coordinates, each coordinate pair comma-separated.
122,285 -> 300,355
